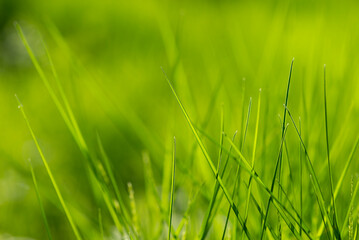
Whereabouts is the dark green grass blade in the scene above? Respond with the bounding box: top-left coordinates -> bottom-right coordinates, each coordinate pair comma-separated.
285,106 -> 334,237
168,137 -> 176,240
222,97 -> 252,240
203,131 -> 237,239
16,95 -> 82,240
29,159 -> 53,240
323,65 -> 341,239
260,58 -> 294,240
198,104 -> 225,239
161,67 -> 251,239
198,124 -> 312,238
224,129 -> 313,239
317,136 -> 359,236
260,124 -> 290,239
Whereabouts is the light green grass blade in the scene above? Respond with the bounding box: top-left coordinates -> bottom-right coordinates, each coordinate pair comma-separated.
175,187 -> 201,237
161,67 -> 251,239
224,130 -> 313,239
222,97 -> 252,240
243,89 -> 261,237
127,182 -> 139,236
16,95 -> 82,240
341,178 -> 359,236
168,137 -> 176,240
323,65 -> 341,239
14,23 -> 77,143
29,159 -> 53,240
198,104 -> 225,239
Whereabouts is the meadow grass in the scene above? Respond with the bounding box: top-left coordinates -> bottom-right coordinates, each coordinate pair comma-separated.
2,3 -> 359,239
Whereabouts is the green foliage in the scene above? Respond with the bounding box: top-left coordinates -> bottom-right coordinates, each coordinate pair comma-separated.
1,1 -> 359,239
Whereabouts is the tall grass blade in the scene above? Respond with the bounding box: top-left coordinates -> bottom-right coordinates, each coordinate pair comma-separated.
285,106 -> 334,237
16,95 -> 82,240
260,58 -> 294,240
198,104 -> 225,239
161,67 -> 251,239
222,97 -> 252,240
243,89 -> 261,237
323,65 -> 341,239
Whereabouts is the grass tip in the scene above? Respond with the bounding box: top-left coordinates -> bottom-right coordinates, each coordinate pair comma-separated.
15,94 -> 23,108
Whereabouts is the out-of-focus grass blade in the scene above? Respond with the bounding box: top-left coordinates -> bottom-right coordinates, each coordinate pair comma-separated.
29,159 -> 53,240
168,137 -> 176,240
127,182 -> 139,236
341,178 -> 359,236
98,209 -> 104,240
16,95 -> 83,240
97,135 -> 133,230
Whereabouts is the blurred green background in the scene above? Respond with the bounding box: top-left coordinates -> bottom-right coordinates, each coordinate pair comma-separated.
1,0 -> 359,239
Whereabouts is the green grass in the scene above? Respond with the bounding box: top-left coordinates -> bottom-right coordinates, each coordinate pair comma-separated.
1,1 -> 359,239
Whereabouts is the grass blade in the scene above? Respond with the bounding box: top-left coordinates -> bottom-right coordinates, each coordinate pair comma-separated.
29,159 -> 53,240
243,89 -> 261,236
168,137 -> 176,240
323,65 -> 341,239
285,106 -> 334,237
222,96 -> 252,240
161,67 -> 251,239
341,177 -> 359,236
198,104 -> 225,239
16,95 -> 82,240
260,58 -> 294,240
